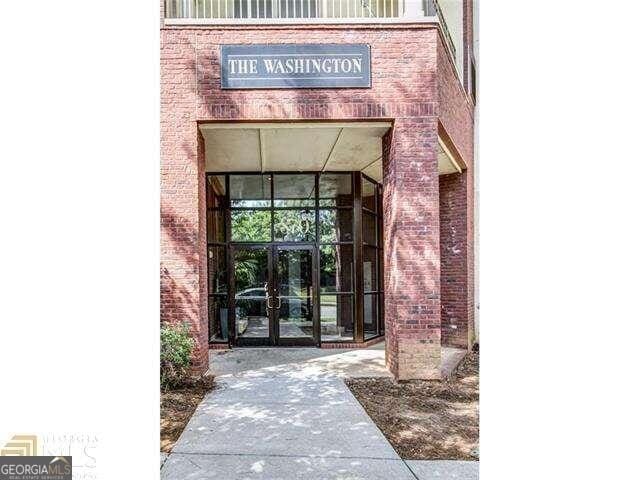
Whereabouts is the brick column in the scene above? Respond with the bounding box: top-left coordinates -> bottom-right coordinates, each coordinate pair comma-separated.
160,31 -> 209,374
382,119 -> 442,380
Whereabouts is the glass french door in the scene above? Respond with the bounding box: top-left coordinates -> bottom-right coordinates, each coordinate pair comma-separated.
274,245 -> 316,346
232,244 -> 317,346
232,246 -> 271,346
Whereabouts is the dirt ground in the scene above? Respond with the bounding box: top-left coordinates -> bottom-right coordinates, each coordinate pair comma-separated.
160,376 -> 215,453
346,352 -> 479,460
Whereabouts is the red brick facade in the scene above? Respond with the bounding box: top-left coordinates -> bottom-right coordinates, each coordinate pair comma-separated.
382,117 -> 442,380
161,17 -> 475,379
439,172 -> 470,348
436,23 -> 476,351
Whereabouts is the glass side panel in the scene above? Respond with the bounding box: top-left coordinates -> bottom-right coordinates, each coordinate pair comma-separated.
234,248 -> 270,339
273,174 -> 315,207
209,295 -> 229,341
319,209 -> 353,242
231,210 -> 272,242
207,209 -> 225,243
319,173 -> 352,207
273,209 -> 316,242
363,246 -> 378,292
363,211 -> 377,246
320,294 -> 354,341
206,175 -> 226,209
362,177 -> 377,212
208,246 -> 227,294
230,174 -> 271,207
277,248 -> 313,338
364,293 -> 379,339
320,244 -> 353,293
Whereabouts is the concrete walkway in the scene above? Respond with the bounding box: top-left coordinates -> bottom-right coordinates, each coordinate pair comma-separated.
161,347 -> 477,480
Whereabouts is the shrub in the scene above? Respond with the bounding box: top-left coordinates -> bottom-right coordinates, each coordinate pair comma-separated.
160,322 -> 195,389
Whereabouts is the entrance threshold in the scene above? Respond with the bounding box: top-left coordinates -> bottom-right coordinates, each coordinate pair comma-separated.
209,336 -> 384,351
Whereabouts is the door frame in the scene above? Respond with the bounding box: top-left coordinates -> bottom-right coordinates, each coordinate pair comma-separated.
206,170 -> 386,348
231,244 -> 274,347
230,243 -> 320,347
272,244 -> 319,347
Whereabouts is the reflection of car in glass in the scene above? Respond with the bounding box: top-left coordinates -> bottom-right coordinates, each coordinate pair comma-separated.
235,287 -> 310,318
236,287 -> 267,299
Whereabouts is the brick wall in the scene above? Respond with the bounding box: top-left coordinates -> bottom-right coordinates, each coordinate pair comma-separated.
161,22 -> 474,377
439,172 -> 469,348
184,25 -> 439,120
437,32 -> 476,349
160,29 -> 208,371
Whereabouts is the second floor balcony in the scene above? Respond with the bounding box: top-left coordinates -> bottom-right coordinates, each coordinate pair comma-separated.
164,0 -> 457,62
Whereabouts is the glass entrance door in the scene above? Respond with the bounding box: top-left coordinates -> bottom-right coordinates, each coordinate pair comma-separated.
274,246 -> 317,346
233,246 -> 272,346
232,245 -> 318,346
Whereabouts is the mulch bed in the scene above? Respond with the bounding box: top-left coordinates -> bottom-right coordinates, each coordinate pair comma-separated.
160,376 -> 216,453
346,352 -> 479,460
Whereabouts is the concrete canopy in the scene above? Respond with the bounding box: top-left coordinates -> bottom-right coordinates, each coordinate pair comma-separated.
199,122 -> 460,180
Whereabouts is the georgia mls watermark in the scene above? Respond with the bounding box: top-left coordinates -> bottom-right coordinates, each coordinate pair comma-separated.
0,456 -> 71,480
0,434 -> 97,480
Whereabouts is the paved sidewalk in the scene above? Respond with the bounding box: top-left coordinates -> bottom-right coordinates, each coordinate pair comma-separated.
161,347 -> 477,479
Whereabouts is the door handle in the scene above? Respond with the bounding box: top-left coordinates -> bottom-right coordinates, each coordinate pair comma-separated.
266,296 -> 281,309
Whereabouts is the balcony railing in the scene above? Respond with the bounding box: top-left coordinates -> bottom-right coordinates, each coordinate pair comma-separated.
164,0 -> 455,60
167,0 -> 407,19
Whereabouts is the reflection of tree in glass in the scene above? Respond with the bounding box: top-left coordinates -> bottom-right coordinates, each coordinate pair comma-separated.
320,245 -> 337,282
320,245 -> 348,293
318,210 -> 334,242
274,210 -> 314,241
231,210 -> 271,242
235,256 -> 259,291
234,248 -> 268,291
319,209 -> 352,242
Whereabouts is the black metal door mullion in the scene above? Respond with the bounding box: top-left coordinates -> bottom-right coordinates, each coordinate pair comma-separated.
314,173 -> 321,346
225,175 -> 235,346
271,244 -> 279,346
312,244 -> 320,346
354,172 -> 364,343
